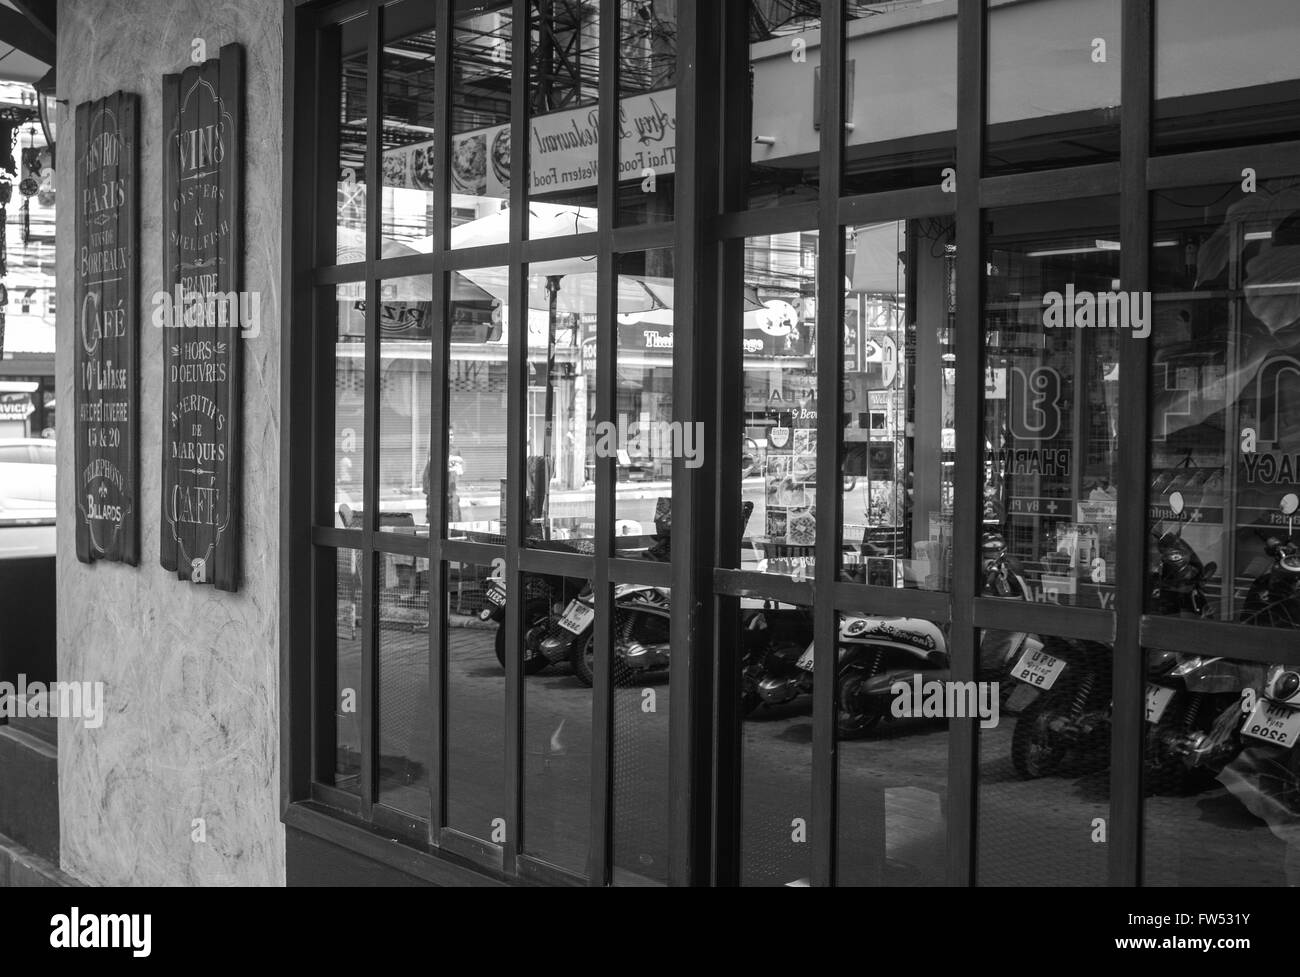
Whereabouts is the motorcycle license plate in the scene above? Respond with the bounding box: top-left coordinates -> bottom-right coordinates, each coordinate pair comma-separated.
486,588 -> 506,607
1012,648 -> 1066,690
1145,685 -> 1176,724
1242,699 -> 1300,749
796,642 -> 815,671
558,601 -> 595,634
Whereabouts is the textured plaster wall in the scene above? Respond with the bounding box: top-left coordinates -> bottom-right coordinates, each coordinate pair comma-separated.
55,0 -> 283,885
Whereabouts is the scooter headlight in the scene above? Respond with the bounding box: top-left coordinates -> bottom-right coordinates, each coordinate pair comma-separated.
1267,668 -> 1300,705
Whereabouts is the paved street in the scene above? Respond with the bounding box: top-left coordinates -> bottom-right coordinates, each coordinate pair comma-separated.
339,617 -> 1296,886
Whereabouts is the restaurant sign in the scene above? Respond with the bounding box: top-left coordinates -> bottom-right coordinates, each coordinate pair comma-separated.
74,91 -> 140,565
160,45 -> 244,591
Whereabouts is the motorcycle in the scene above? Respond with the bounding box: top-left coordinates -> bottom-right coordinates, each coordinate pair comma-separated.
1143,490 -> 1250,791
1218,494 -> 1300,859
539,500 -> 753,687
977,530 -> 1041,710
481,568 -> 588,676
742,610 -> 949,739
1008,633 -> 1114,779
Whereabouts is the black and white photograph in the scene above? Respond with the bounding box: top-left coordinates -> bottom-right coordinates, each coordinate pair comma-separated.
0,0 -> 1297,958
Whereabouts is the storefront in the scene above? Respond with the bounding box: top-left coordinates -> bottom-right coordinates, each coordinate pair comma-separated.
46,0 -> 1300,887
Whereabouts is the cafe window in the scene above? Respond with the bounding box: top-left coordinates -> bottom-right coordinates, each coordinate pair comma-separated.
287,0 -> 1300,887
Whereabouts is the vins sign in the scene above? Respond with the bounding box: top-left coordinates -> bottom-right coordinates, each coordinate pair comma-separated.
160,44 -> 244,591
74,92 -> 140,565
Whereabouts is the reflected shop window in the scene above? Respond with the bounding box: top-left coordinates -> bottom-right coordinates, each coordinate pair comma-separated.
983,197 -> 1121,611
1147,178 -> 1300,629
333,285 -> 366,523
978,628 -> 1114,885
740,230 -> 820,577
381,5 -> 437,247
840,218 -> 956,591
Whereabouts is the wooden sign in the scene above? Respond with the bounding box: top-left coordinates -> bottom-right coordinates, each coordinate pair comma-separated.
74,92 -> 140,565
160,44 -> 244,591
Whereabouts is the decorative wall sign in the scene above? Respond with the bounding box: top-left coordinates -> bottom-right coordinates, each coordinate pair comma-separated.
74,91 -> 140,565
160,44 -> 243,591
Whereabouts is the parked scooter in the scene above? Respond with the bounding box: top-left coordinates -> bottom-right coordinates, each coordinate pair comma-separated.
742,610 -> 949,738
540,501 -> 754,687
1144,490 -> 1252,790
1218,494 -> 1300,852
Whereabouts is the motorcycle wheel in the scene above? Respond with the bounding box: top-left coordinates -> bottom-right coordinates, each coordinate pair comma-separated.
835,663 -> 884,739
569,632 -> 635,688
1011,700 -> 1067,779
494,599 -> 552,675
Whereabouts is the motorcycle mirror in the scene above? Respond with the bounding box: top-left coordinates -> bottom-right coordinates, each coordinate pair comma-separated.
1169,491 -> 1185,516
1282,493 -> 1299,516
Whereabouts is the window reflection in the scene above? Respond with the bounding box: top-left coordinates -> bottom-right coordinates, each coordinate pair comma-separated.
983,198 -> 1121,611
448,267 -> 509,538
445,560 -> 507,842
840,219 -> 956,590
334,17 -> 369,262
381,8 -> 437,247
1148,179 -> 1300,627
1154,0 -> 1300,154
450,1 -> 513,247
740,231 -> 821,577
524,257 -> 600,547
836,610 -> 950,885
736,599 -> 814,885
978,628 -> 1113,885
986,0 -> 1121,175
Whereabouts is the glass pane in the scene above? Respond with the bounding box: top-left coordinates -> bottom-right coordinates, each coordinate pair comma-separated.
450,1 -> 513,248
747,1 -> 822,208
983,197 -> 1121,610
840,218 -> 956,591
526,257 -> 599,549
445,559 -> 508,841
977,628 -> 1113,885
617,0 -> 677,224
612,583 -> 673,885
614,248 -> 675,556
334,16 -> 369,262
842,2 -> 957,195
334,284 -> 366,524
334,546 -> 363,794
448,267 -> 509,538
738,599 -> 814,885
740,231 -> 821,578
377,601 -> 432,817
522,568 -> 594,874
379,275 -> 433,532
527,0 -> 601,234
1154,0 -> 1300,155
1142,650 -> 1296,885
986,0 -> 1121,176
836,611 -> 951,885
1148,179 -> 1300,628
381,6 -> 437,249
